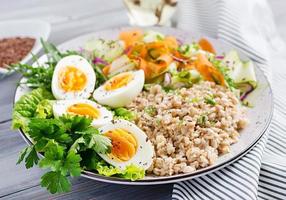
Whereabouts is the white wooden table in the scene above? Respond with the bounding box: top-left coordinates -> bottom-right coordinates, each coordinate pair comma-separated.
0,0 -> 285,199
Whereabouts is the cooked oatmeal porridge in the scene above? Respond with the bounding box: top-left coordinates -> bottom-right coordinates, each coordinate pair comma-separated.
127,81 -> 248,176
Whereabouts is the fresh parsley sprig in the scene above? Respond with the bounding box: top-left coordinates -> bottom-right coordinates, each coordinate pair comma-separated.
16,115 -> 111,194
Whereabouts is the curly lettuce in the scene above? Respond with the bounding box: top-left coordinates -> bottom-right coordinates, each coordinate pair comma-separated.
12,88 -> 54,130
113,107 -> 137,121
120,164 -> 145,181
81,150 -> 145,181
35,99 -> 54,119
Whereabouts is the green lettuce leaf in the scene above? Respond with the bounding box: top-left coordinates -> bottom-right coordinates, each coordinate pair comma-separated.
81,150 -> 145,181
113,107 -> 137,121
120,164 -> 145,181
96,161 -> 122,177
12,88 -> 54,130
35,99 -> 54,119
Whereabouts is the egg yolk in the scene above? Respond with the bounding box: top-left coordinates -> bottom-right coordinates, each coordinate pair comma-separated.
104,72 -> 133,91
67,103 -> 100,119
59,66 -> 87,92
105,128 -> 137,161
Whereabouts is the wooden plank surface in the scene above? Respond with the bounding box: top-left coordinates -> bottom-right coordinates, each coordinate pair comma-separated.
0,0 -> 285,199
2,178 -> 172,200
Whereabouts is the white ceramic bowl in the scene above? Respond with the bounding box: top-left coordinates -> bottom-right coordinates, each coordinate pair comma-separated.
14,27 -> 273,185
0,20 -> 51,78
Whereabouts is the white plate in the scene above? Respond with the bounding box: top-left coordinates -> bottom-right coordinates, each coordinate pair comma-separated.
14,27 -> 273,185
0,20 -> 51,78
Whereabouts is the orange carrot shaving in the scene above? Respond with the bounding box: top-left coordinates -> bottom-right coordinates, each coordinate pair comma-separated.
102,65 -> 110,76
198,38 -> 216,54
194,54 -> 225,85
182,63 -> 195,70
164,36 -> 179,50
146,42 -> 168,52
157,54 -> 173,66
127,43 -> 148,59
119,29 -> 143,47
137,58 -> 151,78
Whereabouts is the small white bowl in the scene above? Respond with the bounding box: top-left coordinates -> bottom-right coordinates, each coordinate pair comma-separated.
0,20 -> 51,78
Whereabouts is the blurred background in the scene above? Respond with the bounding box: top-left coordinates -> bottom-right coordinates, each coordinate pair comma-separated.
0,0 -> 285,43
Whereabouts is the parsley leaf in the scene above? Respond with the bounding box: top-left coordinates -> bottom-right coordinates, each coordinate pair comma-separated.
204,96 -> 216,105
41,171 -> 71,194
197,115 -> 208,126
38,141 -> 81,193
17,146 -> 39,169
60,115 -> 92,133
144,106 -> 156,116
62,150 -> 82,177
28,118 -> 72,144
39,140 -> 65,172
88,134 -> 111,154
80,149 -> 101,170
75,127 -> 111,154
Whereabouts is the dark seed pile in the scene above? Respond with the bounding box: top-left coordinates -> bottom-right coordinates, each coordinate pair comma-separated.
0,37 -> 35,68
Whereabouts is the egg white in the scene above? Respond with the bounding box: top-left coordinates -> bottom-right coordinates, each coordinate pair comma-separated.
98,119 -> 154,170
52,55 -> 96,100
53,99 -> 113,128
93,70 -> 145,108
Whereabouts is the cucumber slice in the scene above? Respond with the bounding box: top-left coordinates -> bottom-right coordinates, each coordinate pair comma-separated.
109,55 -> 135,77
223,50 -> 257,88
84,39 -> 125,62
178,43 -> 200,58
143,30 -> 165,43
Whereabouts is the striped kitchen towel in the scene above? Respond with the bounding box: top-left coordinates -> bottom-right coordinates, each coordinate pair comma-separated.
173,0 -> 286,199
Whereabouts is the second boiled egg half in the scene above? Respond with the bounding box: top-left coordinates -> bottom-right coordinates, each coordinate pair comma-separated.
93,70 -> 144,108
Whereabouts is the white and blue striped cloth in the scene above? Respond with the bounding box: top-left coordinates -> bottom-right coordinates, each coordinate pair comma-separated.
173,0 -> 286,199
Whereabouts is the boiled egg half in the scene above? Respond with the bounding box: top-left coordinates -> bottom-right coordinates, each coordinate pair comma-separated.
93,70 -> 144,107
98,119 -> 154,170
53,99 -> 113,128
52,55 -> 96,100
